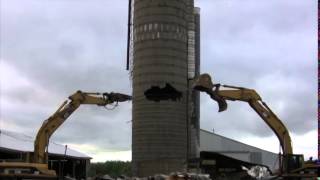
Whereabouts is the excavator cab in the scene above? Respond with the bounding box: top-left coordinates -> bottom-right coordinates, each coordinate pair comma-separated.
284,154 -> 304,173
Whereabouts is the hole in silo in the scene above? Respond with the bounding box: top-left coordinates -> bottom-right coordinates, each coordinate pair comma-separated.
144,83 -> 182,102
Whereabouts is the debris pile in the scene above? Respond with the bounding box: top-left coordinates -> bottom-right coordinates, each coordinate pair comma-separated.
91,172 -> 211,180
242,166 -> 270,179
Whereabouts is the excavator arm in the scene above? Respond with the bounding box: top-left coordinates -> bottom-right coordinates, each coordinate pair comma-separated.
193,73 -> 293,156
194,73 -> 320,177
0,91 -> 131,178
33,91 -> 132,164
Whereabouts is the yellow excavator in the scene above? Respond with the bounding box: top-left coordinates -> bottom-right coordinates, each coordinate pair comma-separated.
193,73 -> 318,179
0,90 -> 131,179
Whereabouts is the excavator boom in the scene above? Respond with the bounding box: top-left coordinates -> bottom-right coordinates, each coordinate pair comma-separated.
193,73 -> 301,175
34,91 -> 131,164
0,90 -> 131,178
193,74 -> 292,155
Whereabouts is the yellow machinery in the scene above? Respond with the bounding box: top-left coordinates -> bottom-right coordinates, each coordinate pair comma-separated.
193,73 -> 318,178
0,90 -> 131,179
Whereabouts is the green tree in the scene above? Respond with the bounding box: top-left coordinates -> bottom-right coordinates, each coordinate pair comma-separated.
88,161 -> 132,178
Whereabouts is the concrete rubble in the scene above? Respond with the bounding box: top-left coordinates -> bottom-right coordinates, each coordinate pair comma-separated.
91,172 -> 211,180
242,166 -> 270,179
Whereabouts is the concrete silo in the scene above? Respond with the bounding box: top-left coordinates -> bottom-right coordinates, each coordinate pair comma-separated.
187,7 -> 201,165
131,0 -> 199,176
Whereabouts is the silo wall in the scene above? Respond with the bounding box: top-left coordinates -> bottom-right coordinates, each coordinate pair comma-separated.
132,0 -> 193,176
187,7 -> 201,163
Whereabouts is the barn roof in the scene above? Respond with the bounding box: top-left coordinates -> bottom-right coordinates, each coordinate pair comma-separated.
0,129 -> 91,159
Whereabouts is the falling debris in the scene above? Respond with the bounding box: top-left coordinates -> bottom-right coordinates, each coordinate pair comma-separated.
144,83 -> 182,102
242,166 -> 270,179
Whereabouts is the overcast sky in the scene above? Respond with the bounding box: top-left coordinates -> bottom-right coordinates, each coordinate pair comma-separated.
0,0 -> 317,162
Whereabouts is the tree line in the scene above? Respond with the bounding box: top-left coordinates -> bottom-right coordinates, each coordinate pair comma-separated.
88,161 -> 132,178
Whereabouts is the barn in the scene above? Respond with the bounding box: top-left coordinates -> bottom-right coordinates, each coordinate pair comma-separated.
199,129 -> 279,178
0,130 -> 91,179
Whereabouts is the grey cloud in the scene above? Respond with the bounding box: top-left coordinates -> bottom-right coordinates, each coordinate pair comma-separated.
2,83 -> 132,150
1,0 -> 131,94
51,104 -> 132,150
1,0 -> 132,151
0,0 -> 316,154
197,0 -> 316,138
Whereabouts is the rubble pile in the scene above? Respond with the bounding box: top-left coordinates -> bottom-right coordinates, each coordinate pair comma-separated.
92,172 -> 211,180
241,166 -> 270,179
